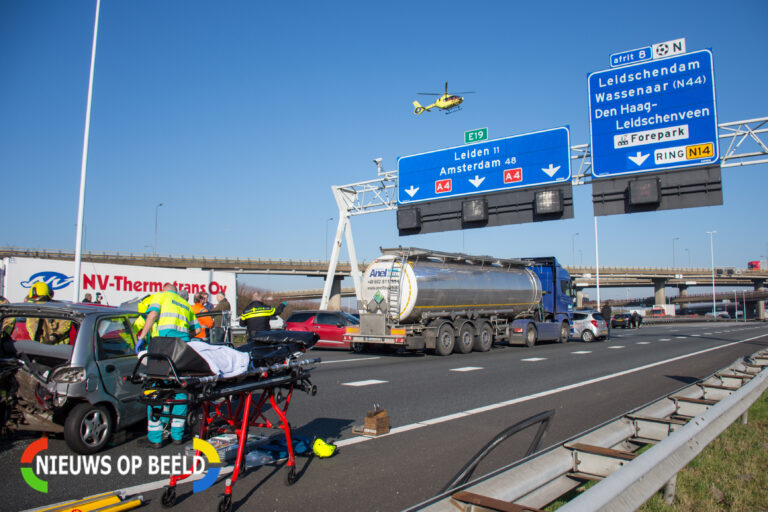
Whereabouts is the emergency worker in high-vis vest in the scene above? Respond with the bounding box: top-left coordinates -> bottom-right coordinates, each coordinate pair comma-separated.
239,291 -> 285,339
137,284 -> 201,447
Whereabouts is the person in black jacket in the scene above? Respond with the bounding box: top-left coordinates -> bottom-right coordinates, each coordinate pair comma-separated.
600,303 -> 612,338
239,291 -> 286,339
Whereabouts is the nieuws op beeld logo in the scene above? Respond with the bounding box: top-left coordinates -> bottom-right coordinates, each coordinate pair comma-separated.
20,437 -> 221,494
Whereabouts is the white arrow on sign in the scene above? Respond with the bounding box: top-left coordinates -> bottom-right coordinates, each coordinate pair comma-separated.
541,164 -> 560,177
468,175 -> 485,188
404,185 -> 419,197
628,151 -> 649,166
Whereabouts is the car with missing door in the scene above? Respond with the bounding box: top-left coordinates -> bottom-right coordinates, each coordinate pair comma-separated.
0,302 -> 146,453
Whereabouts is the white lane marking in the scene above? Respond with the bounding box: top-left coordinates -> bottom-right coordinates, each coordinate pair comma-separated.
675,336 -> 688,339
334,332 -> 768,449
608,346 -> 624,349
451,366 -> 484,372
321,356 -> 381,365
637,341 -> 651,345
691,334 -> 701,337
342,379 -> 388,387
659,338 -> 671,341
572,351 -> 592,354
520,357 -> 547,362
704,333 -> 713,335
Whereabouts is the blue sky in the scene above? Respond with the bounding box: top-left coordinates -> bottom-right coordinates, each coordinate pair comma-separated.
1,1 -> 766,297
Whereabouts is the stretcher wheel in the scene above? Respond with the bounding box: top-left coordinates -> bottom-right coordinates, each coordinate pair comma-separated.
284,466 -> 297,486
161,486 -> 177,508
218,494 -> 232,512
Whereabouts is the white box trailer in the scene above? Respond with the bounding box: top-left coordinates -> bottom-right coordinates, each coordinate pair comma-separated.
1,257 -> 236,312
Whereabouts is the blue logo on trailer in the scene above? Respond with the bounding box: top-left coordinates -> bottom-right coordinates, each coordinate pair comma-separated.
397,127 -> 571,204
21,271 -> 73,291
588,49 -> 718,178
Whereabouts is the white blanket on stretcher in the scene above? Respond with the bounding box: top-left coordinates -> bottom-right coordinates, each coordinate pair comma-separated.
187,341 -> 250,378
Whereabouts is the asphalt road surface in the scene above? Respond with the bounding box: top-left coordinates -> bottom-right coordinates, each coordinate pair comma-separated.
4,321 -> 768,512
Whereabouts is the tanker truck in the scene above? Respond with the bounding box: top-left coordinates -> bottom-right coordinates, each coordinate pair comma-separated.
344,247 -> 574,355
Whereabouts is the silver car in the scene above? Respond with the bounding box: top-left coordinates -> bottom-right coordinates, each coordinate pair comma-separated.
0,302 -> 146,453
571,311 -> 609,342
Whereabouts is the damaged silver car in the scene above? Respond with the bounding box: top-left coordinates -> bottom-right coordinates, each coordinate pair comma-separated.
0,302 -> 146,453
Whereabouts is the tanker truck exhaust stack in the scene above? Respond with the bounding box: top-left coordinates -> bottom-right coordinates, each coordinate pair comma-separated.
344,247 -> 574,355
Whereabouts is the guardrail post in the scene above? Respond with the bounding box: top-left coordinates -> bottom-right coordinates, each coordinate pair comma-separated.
740,411 -> 748,425
663,473 -> 677,505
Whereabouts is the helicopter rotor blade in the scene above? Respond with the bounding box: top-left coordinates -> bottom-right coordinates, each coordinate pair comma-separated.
452,91 -> 475,94
445,82 -> 448,95
417,93 -> 442,95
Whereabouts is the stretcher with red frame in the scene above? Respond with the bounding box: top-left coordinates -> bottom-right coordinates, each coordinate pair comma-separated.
132,332 -> 320,512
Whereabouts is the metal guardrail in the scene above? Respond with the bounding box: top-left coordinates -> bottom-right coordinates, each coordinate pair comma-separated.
408,347 -> 768,511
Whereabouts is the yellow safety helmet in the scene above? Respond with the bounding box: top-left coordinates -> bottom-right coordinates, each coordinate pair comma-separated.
312,438 -> 337,458
27,282 -> 53,301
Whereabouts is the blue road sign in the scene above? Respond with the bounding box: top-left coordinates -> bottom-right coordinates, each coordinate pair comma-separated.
397,127 -> 570,204
588,49 -> 718,178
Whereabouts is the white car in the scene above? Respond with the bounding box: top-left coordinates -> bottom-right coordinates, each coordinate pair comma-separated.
571,311 -> 609,342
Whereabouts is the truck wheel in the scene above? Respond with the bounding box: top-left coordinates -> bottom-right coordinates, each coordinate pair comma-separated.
454,322 -> 474,354
64,403 -> 113,454
558,321 -> 570,343
351,342 -> 366,353
434,323 -> 455,356
581,330 -> 594,343
525,324 -> 537,348
474,321 -> 493,352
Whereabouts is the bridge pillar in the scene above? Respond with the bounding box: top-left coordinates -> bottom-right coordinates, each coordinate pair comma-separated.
576,290 -> 584,308
678,285 -> 688,297
755,279 -> 766,321
653,279 -> 667,305
327,276 -> 344,311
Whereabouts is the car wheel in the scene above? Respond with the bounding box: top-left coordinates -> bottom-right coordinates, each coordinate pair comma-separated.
558,321 -> 570,343
64,403 -> 113,454
474,321 -> 493,352
434,323 -> 455,356
581,330 -> 594,343
525,324 -> 537,348
454,322 -> 474,354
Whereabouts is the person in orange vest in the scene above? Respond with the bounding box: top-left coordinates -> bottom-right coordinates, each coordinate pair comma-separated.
191,292 -> 214,341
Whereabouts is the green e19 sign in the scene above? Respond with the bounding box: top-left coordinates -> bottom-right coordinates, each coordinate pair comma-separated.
464,127 -> 488,144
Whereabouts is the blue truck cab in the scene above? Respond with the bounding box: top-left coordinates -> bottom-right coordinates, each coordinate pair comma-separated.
508,257 -> 574,347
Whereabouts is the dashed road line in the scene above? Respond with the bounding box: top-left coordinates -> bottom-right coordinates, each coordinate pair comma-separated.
659,338 -> 671,341
450,366 -> 484,372
608,345 -> 624,349
342,379 -> 388,387
675,336 -> 688,339
637,342 -> 651,345
321,357 -> 381,365
571,350 -> 592,355
520,357 -> 547,362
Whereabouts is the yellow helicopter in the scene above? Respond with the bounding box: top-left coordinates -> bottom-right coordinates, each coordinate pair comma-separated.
413,82 -> 474,115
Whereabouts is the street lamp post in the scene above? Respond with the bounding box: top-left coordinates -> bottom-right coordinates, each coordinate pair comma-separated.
153,203 -> 163,256
685,248 -> 691,267
706,231 -> 717,317
572,232 -> 579,267
672,237 -> 679,268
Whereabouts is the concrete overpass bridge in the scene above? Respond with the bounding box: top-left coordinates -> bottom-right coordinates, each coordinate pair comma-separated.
3,248 -> 767,315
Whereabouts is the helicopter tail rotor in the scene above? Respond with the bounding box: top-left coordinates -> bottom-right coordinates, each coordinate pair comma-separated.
413,101 -> 426,115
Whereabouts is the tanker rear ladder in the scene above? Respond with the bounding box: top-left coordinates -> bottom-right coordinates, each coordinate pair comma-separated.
387,250 -> 408,322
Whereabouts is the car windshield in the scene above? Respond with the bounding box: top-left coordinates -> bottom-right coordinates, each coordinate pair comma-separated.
342,312 -> 360,324
593,313 -> 605,321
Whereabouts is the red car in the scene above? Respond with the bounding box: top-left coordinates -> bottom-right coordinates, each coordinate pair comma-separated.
284,310 -> 360,349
